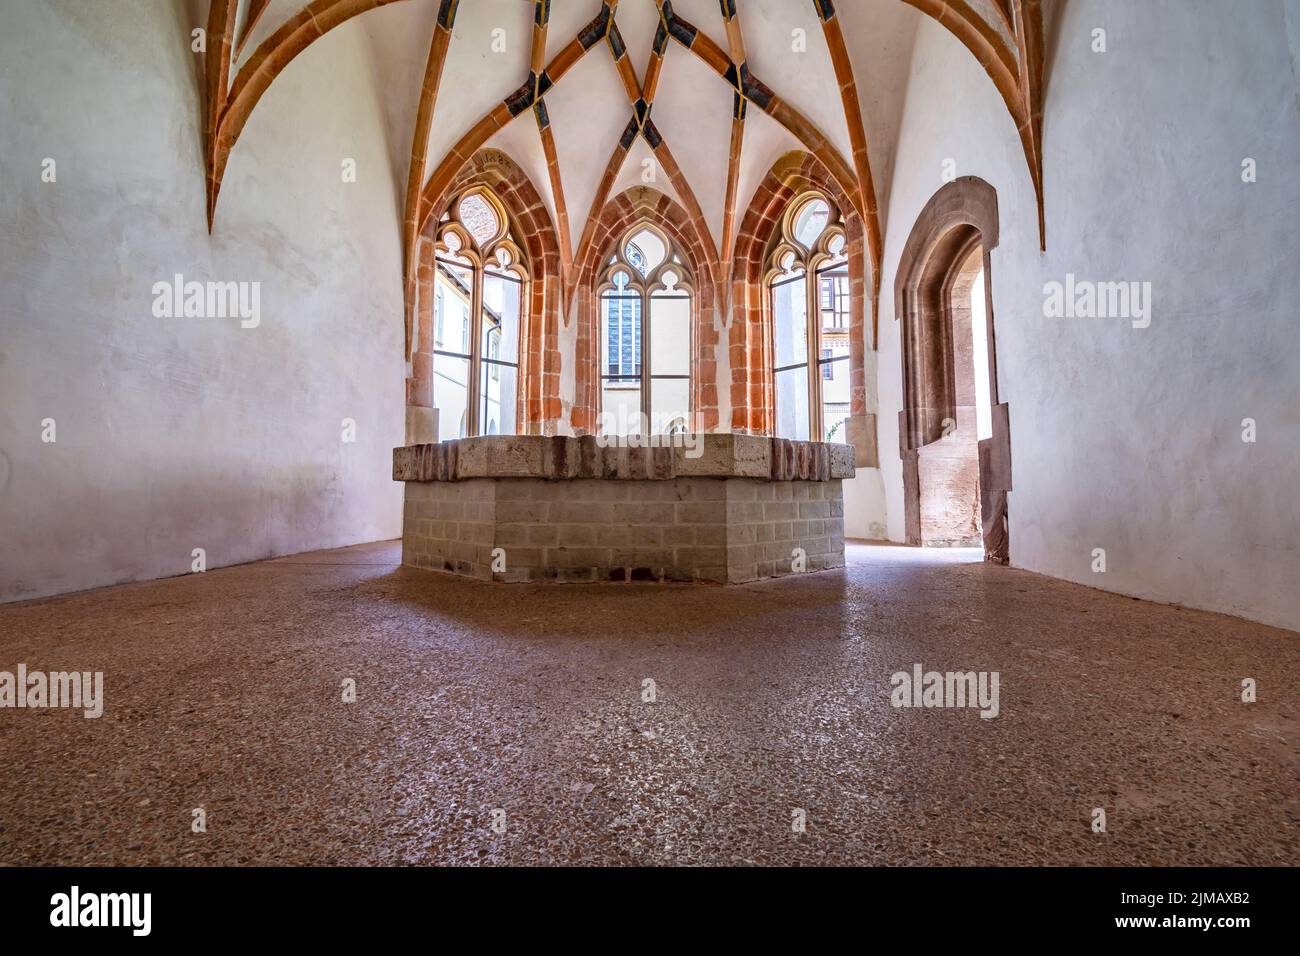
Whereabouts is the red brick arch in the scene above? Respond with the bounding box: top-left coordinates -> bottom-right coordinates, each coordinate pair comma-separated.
410,149 -> 564,434
729,151 -> 870,435
572,187 -> 721,435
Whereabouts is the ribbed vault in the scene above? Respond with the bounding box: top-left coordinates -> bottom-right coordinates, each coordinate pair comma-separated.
200,0 -> 1049,369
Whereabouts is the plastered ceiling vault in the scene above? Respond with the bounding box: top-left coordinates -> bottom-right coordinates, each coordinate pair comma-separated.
200,0 -> 1046,343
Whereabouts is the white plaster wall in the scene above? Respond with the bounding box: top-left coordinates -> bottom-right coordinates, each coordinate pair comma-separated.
843,341 -> 889,542
843,469 -> 889,542
0,0 -> 406,602
873,0 -> 1300,631
738,0 -> 854,189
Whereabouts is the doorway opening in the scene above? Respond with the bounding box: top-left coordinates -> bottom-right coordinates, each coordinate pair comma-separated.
896,178 -> 1011,563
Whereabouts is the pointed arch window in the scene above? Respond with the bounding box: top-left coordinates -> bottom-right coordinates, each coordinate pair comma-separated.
598,224 -> 692,435
432,187 -> 528,441
767,193 -> 850,442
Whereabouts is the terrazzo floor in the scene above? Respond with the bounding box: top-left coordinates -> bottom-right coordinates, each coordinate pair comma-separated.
0,540 -> 1295,866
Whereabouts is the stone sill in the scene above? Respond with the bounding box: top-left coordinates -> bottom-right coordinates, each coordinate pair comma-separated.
393,434 -> 855,483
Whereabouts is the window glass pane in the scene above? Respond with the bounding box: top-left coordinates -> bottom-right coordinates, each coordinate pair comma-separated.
775,365 -> 810,441
434,260 -> 473,355
440,231 -> 465,257
625,228 -> 666,276
480,271 -> 520,437
480,361 -> 517,436
650,291 -> 690,378
433,260 -> 473,442
602,289 -> 643,434
601,378 -> 643,434
650,379 -> 690,435
793,198 -> 830,248
434,354 -> 470,442
819,355 -> 850,442
816,263 -> 849,332
481,272 -> 520,364
602,287 -> 642,379
457,193 -> 500,248
648,285 -> 690,434
772,274 -> 807,367
823,404 -> 850,444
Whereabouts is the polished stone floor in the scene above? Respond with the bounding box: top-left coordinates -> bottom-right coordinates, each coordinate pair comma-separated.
0,541 -> 1295,866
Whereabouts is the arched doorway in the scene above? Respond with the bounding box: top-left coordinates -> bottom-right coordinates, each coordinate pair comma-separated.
895,177 -> 1011,563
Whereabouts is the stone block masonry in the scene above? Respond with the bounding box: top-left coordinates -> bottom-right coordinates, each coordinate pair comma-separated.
396,435 -> 853,584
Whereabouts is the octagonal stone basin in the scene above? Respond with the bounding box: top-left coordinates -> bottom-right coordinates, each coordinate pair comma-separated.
392,434 -> 855,584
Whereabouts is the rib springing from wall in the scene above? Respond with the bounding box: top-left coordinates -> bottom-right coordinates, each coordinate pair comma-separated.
901,0 -> 1046,248
401,0 -> 459,359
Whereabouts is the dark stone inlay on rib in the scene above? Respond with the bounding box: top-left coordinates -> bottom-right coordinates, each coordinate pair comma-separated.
505,77 -> 535,116
619,117 -> 639,150
652,21 -> 669,55
607,23 -> 626,60
723,62 -> 741,92
662,3 -> 697,46
743,72 -> 773,110
579,4 -> 612,49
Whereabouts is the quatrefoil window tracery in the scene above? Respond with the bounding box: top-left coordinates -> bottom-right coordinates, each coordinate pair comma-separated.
597,223 -> 695,434
431,186 -> 528,440
766,191 -> 851,443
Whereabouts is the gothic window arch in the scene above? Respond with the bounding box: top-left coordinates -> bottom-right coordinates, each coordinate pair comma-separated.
597,223 -> 694,435
766,191 -> 850,441
432,186 -> 528,440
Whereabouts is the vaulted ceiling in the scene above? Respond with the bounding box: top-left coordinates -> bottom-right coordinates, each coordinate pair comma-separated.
202,0 -> 1045,326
